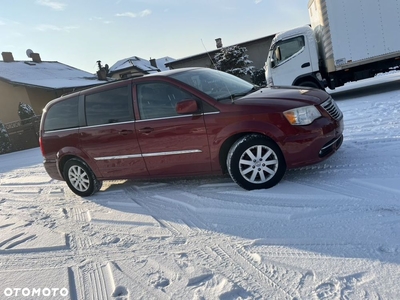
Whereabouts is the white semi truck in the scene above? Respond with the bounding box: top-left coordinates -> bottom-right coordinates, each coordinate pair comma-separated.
265,0 -> 400,90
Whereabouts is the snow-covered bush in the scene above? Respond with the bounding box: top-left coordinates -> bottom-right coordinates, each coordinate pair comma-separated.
0,120 -> 12,154
18,102 -> 36,124
251,68 -> 267,86
213,45 -> 254,78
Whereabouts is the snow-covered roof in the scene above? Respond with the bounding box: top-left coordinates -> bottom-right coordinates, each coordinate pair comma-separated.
155,57 -> 175,71
109,56 -> 175,73
0,61 -> 107,89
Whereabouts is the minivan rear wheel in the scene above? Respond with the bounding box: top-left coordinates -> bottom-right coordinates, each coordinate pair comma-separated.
227,135 -> 286,190
63,158 -> 102,197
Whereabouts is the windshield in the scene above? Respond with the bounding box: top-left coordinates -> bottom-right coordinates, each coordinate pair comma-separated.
169,68 -> 255,101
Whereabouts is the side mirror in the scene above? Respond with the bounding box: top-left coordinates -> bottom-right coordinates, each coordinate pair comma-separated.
270,59 -> 276,68
176,99 -> 199,114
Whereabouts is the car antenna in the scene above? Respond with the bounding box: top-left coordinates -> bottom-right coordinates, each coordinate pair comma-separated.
201,39 -> 234,104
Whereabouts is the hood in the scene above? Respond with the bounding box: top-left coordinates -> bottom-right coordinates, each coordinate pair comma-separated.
235,86 -> 330,108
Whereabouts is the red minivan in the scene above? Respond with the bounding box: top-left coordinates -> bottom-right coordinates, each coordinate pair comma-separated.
39,68 -> 343,196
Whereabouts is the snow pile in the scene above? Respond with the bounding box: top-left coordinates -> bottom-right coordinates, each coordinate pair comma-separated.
0,72 -> 399,299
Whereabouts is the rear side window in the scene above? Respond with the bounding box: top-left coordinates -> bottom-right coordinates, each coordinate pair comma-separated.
44,97 -> 79,131
85,86 -> 133,126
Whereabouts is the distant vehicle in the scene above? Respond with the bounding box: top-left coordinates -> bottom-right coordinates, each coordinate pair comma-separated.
265,0 -> 400,90
39,67 -> 343,196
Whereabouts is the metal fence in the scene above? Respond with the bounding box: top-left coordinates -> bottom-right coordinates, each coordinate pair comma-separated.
4,116 -> 41,152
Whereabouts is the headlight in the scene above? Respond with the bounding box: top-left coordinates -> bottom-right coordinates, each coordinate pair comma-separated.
283,105 -> 321,125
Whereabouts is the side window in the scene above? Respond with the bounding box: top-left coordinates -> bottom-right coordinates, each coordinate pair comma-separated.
85,86 -> 133,126
137,82 -> 195,120
274,36 -> 305,65
44,97 -> 79,131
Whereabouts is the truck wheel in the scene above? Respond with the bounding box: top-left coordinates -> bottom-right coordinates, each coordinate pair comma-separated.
298,81 -> 320,89
227,135 -> 286,190
63,158 -> 101,197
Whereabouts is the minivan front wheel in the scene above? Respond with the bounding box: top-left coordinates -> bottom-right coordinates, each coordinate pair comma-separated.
227,135 -> 286,190
63,158 -> 102,197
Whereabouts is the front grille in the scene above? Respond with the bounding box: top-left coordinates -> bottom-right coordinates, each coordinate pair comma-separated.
321,97 -> 342,120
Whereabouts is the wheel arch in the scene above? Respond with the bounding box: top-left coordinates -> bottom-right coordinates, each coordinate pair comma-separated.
56,147 -> 101,180
219,132 -> 283,174
225,134 -> 287,190
62,157 -> 102,197
292,74 -> 325,90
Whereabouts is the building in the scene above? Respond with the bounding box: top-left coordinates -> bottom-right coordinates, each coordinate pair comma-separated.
108,56 -> 175,79
0,51 -> 108,123
165,34 -> 275,73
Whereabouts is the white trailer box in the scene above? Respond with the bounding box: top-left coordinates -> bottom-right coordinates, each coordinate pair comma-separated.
308,0 -> 400,73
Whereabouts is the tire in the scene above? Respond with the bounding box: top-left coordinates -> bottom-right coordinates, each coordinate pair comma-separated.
227,135 -> 286,190
95,180 -> 103,193
298,81 -> 320,89
63,158 -> 101,197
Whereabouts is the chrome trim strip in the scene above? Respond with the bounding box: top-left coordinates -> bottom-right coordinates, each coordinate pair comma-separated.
83,120 -> 135,129
44,127 -> 79,134
136,112 -> 220,122
143,149 -> 202,157
44,120 -> 136,133
95,154 -> 142,161
136,114 -> 202,122
45,112 -> 220,132
320,135 -> 342,151
94,149 -> 202,160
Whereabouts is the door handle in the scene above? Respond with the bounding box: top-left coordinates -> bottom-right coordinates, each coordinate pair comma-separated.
138,127 -> 154,133
118,130 -> 133,135
301,62 -> 311,68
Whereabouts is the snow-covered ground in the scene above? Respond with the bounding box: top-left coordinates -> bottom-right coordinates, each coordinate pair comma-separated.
0,72 -> 399,299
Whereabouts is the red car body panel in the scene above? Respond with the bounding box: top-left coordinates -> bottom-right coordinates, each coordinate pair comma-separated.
135,116 -> 211,176
39,68 -> 343,186
79,122 -> 148,179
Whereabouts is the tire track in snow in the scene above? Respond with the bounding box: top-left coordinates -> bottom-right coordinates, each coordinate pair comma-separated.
125,185 -> 307,298
126,185 -> 209,239
192,240 -> 303,299
71,207 -> 90,223
77,262 -> 114,300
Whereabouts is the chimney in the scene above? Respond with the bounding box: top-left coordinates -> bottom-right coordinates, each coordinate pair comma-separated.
1,52 -> 15,62
149,58 -> 158,68
215,38 -> 223,49
31,53 -> 42,63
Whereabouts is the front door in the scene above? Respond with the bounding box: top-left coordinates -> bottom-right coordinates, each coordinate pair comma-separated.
134,81 -> 211,176
270,35 -> 313,86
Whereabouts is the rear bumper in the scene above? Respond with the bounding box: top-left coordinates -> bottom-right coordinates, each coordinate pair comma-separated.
43,159 -> 64,181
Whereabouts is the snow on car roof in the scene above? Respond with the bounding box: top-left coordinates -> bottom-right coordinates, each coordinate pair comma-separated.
109,56 -> 175,73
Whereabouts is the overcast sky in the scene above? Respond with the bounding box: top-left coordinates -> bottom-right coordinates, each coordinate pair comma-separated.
0,0 -> 309,73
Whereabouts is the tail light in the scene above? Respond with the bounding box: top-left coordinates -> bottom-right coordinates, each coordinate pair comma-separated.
39,136 -> 45,156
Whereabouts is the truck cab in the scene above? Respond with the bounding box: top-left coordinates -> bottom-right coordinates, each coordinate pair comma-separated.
265,26 -> 324,89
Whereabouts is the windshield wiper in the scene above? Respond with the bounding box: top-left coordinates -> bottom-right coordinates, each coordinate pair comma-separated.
218,86 -> 260,102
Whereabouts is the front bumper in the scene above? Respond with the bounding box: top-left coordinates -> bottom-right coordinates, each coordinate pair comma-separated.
281,116 -> 344,169
319,134 -> 343,158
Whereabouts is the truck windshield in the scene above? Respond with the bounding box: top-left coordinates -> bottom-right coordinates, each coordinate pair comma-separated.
169,68 -> 255,101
